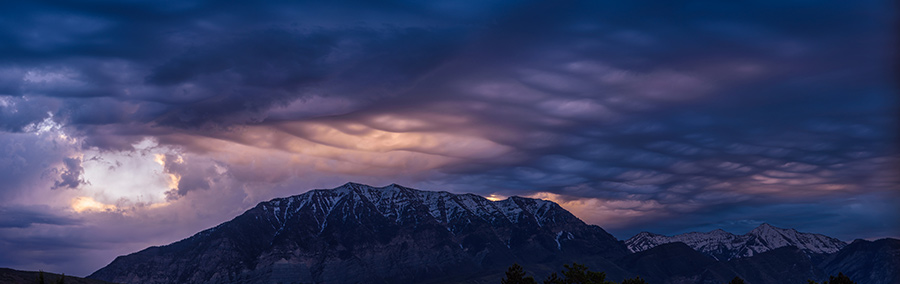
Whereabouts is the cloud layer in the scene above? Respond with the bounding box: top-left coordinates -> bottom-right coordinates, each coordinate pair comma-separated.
0,0 -> 897,276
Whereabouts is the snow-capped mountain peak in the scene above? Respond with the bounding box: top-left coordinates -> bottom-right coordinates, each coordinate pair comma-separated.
90,183 -> 627,284
254,183 -> 581,237
625,223 -> 846,260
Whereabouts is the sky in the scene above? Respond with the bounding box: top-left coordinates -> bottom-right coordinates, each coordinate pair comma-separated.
0,0 -> 897,277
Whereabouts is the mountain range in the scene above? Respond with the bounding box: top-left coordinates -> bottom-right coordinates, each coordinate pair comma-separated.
0,268 -> 114,284
625,223 -> 847,260
88,183 -> 899,284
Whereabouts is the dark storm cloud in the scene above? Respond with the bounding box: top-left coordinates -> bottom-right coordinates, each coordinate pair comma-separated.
0,95 -> 62,132
392,0 -> 897,236
0,68 -> 24,96
0,0 -> 888,132
451,109 -> 896,201
159,154 -> 222,200
613,190 -> 900,241
51,157 -> 86,189
0,128 -> 76,201
0,0 -> 476,131
0,205 -> 79,228
145,27 -> 465,128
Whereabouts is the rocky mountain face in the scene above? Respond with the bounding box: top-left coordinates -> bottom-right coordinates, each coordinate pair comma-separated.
89,183 -> 629,284
87,182 -> 899,284
618,242 -> 721,284
818,238 -> 900,284
723,246 -> 826,284
625,223 -> 847,260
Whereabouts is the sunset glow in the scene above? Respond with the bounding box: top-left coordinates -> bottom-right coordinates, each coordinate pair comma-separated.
71,196 -> 117,213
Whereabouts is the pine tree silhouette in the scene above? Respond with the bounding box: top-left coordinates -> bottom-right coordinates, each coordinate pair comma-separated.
543,263 -> 613,284
502,263 -> 538,284
621,276 -> 648,284
807,272 -> 856,284
543,272 -> 564,284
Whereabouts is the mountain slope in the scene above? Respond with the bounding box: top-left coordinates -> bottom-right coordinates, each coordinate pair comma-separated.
89,183 -> 629,284
724,246 -> 825,284
625,223 -> 846,260
618,242 -> 723,284
818,238 -> 900,284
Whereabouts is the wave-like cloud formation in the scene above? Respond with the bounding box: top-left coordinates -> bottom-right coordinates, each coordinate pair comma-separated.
0,0 -> 896,276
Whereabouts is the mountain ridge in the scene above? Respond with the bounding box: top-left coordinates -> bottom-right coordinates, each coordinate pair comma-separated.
89,182 -> 629,284
625,222 -> 847,260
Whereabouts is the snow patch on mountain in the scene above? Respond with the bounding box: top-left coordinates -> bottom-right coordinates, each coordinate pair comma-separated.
254,182 -> 567,237
625,223 -> 846,260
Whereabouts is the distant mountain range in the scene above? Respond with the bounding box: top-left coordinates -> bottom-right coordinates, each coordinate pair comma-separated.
87,183 -> 900,284
0,268 -> 114,284
625,223 -> 847,260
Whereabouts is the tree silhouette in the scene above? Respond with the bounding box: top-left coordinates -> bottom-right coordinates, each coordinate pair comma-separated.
544,273 -> 564,284
621,276 -> 648,284
807,272 -> 856,284
727,276 -> 746,284
37,270 -> 45,284
827,272 -> 856,284
543,263 -> 614,284
503,263 -> 538,284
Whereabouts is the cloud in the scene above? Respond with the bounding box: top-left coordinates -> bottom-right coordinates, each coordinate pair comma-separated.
51,157 -> 86,189
0,119 -> 81,202
0,205 -> 79,228
3,21 -> 470,128
0,96 -> 59,132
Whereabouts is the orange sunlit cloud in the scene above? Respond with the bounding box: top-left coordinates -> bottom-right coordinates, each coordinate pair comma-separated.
71,196 -> 118,213
526,192 -> 669,228
161,118 -> 514,177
